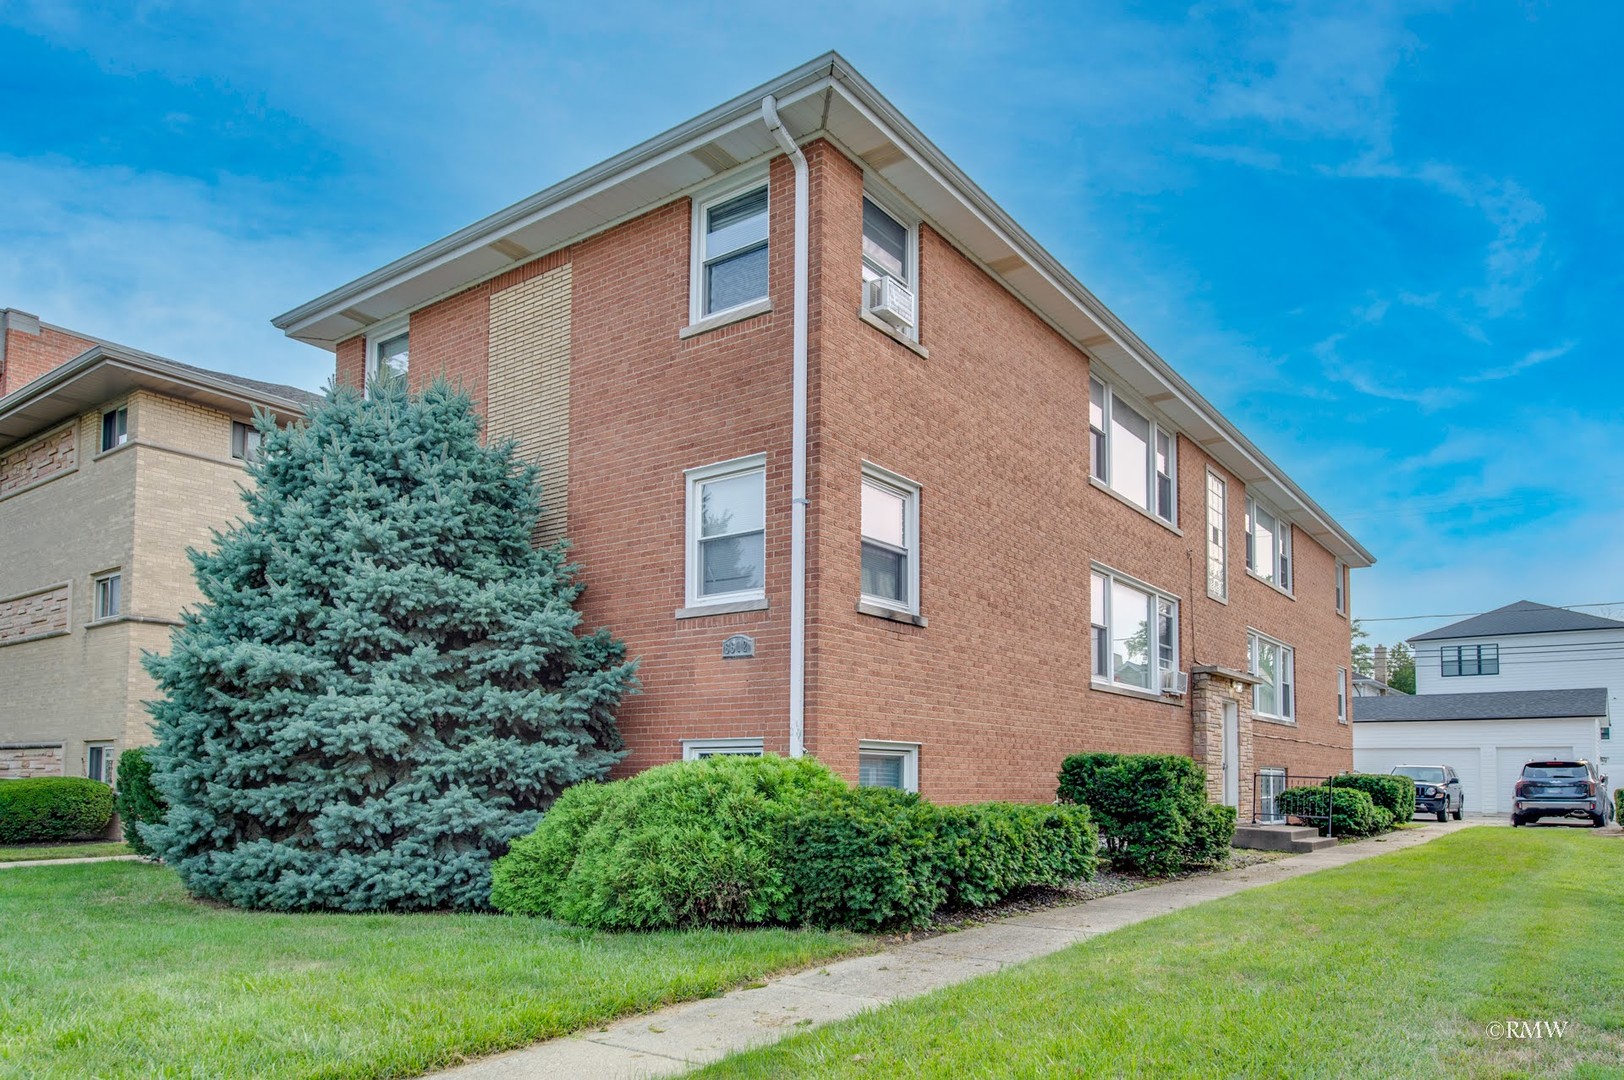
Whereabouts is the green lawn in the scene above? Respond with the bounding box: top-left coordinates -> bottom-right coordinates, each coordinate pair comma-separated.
0,862 -> 864,1079
698,828 -> 1624,1079
0,841 -> 134,862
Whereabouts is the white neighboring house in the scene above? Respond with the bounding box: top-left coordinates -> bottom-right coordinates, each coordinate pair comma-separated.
1353,601 -> 1619,814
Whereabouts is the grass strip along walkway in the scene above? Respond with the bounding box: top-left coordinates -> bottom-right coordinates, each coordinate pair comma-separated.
696,827 -> 1624,1079
0,861 -> 864,1079
0,841 -> 134,863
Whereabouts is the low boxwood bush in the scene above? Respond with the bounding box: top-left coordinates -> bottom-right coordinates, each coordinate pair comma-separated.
1057,752 -> 1235,875
113,747 -> 167,858
0,777 -> 115,843
494,756 -> 1100,931
1324,773 -> 1416,822
782,787 -> 947,930
491,754 -> 846,929
1277,785 -> 1386,838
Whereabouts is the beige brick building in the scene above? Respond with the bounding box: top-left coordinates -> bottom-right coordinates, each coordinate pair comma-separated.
0,314 -> 315,785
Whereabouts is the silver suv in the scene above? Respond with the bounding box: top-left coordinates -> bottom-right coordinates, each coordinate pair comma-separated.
1511,760 -> 1613,828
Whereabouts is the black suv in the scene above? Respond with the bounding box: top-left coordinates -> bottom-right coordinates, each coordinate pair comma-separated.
1390,765 -> 1464,821
1511,760 -> 1613,828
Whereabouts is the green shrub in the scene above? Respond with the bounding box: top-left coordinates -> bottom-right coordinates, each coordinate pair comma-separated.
1057,752 -> 1234,875
0,778 -> 115,843
1277,785 -> 1385,838
938,802 -> 1098,908
782,787 -> 946,930
491,754 -> 846,929
1325,773 -> 1416,822
113,747 -> 167,858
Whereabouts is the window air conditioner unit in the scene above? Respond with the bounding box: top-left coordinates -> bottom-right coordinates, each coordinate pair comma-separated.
865,276 -> 916,332
1162,669 -> 1189,696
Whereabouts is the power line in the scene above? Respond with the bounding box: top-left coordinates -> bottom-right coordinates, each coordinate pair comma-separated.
1356,602 -> 1624,624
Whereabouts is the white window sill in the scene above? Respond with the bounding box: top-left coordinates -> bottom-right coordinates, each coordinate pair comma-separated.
858,309 -> 929,358
856,600 -> 927,627
674,597 -> 769,620
1089,679 -> 1182,706
1253,713 -> 1297,727
680,298 -> 772,339
1207,589 -> 1229,605
1244,568 -> 1295,599
1086,476 -> 1182,536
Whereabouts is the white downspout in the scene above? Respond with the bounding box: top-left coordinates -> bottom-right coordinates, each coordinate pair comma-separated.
762,94 -> 809,759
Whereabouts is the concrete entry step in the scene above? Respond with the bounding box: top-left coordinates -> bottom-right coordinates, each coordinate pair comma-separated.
1233,824 -> 1338,853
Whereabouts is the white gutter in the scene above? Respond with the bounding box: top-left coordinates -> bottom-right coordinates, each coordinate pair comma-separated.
762,94 -> 809,759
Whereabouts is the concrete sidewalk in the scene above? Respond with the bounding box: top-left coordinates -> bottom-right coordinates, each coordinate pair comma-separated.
437,818 -> 1489,1079
0,854 -> 141,870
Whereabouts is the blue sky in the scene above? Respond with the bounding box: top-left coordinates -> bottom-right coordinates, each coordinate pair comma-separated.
3,1 -> 1620,635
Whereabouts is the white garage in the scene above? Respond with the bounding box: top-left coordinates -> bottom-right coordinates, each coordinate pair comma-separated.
1352,689 -> 1609,815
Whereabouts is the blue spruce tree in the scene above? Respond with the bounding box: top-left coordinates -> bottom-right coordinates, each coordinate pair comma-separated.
143,376 -> 636,910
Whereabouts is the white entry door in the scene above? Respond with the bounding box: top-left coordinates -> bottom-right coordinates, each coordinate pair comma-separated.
1222,700 -> 1240,808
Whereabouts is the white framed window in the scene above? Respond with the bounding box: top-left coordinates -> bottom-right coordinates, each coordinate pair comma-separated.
1258,767 -> 1287,823
93,571 -> 122,621
858,741 -> 919,793
691,177 -> 770,321
1088,376 -> 1176,523
1248,631 -> 1296,721
1245,495 -> 1293,592
365,317 -> 409,391
1090,566 -> 1179,694
1334,559 -> 1347,614
1206,470 -> 1228,601
860,194 -> 918,338
100,407 -> 128,452
683,738 -> 764,760
86,742 -> 114,784
231,421 -> 263,463
685,454 -> 767,608
1337,667 -> 1349,724
859,464 -> 920,614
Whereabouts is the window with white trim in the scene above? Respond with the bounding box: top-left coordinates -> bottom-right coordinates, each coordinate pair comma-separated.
94,571 -> 122,621
682,738 -> 764,760
1336,667 -> 1348,724
86,742 -> 114,784
1088,376 -> 1176,523
685,455 -> 766,607
1249,631 -> 1295,721
366,319 -> 409,390
1258,767 -> 1287,823
1206,471 -> 1228,600
1334,560 -> 1347,614
232,421 -> 263,463
857,741 -> 919,793
100,407 -> 128,452
693,180 -> 769,320
1245,495 -> 1292,591
859,465 -> 919,614
860,195 -> 918,338
1090,568 -> 1179,693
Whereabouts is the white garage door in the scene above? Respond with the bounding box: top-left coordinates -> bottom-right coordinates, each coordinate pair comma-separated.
1353,747 -> 1484,814
1493,746 -> 1574,815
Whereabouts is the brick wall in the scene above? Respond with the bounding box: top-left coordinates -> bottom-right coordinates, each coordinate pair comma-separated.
0,584 -> 70,645
0,745 -> 64,779
1,317 -> 96,397
488,264 -> 572,545
0,423 -> 78,497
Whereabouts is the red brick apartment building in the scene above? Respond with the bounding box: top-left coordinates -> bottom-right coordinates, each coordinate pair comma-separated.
273,54 -> 1372,814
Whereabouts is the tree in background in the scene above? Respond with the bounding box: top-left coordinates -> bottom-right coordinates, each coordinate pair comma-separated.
1351,620 -> 1373,677
142,376 -> 637,911
1386,641 -> 1417,694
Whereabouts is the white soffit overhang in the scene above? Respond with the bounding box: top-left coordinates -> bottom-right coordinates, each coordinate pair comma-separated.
271,52 -> 1372,566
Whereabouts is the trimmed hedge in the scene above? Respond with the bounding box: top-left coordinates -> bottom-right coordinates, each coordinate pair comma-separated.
0,777 -> 115,844
490,754 -> 844,930
1057,752 -> 1236,875
1277,785 -> 1388,838
1324,773 -> 1416,822
493,756 -> 1099,931
113,747 -> 167,858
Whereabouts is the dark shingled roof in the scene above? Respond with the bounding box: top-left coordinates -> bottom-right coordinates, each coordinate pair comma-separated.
162,356 -> 324,410
1410,600 -> 1624,642
1353,688 -> 1609,723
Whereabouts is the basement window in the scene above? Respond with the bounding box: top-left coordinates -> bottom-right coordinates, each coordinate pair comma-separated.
682,738 -> 764,760
858,741 -> 919,793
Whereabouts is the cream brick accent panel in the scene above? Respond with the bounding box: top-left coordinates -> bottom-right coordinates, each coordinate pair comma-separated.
0,584 -> 70,645
0,423 -> 77,497
0,745 -> 64,779
488,264 -> 571,545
